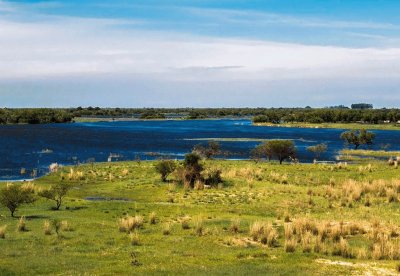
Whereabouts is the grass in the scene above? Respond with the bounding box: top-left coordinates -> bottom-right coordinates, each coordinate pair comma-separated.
1,160 -> 400,274
340,149 -> 400,158
254,122 -> 400,131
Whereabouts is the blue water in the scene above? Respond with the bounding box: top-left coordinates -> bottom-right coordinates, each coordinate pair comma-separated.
1,119 -> 400,181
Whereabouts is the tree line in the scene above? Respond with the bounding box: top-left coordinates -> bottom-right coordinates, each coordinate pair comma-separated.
2,107 -> 399,125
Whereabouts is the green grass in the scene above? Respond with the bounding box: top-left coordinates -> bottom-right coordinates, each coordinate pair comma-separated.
254,122 -> 400,131
340,149 -> 400,158
1,160 -> 400,275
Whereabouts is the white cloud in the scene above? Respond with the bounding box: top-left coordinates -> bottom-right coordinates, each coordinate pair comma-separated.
0,1 -> 400,107
0,13 -> 399,82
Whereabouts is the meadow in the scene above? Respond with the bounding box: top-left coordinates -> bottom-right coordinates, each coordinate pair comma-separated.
1,159 -> 400,275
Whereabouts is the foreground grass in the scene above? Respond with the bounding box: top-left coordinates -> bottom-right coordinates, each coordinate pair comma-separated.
255,122 -> 400,131
1,160 -> 400,275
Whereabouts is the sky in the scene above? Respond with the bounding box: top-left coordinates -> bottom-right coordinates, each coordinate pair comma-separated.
0,0 -> 400,108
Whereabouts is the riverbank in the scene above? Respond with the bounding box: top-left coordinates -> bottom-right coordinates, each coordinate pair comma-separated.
254,122 -> 400,131
339,149 -> 400,158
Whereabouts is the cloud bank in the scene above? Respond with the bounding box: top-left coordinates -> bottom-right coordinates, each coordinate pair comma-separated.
0,0 -> 399,107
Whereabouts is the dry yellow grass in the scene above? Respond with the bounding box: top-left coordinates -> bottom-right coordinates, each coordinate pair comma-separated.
118,216 -> 144,233
0,225 -> 7,239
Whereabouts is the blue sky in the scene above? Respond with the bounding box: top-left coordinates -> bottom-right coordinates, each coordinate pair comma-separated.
0,0 -> 400,107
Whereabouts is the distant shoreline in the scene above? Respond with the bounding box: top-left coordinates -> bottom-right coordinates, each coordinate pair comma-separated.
254,122 -> 400,131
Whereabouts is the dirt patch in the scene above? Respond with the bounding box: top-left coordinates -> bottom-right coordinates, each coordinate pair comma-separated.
315,258 -> 397,276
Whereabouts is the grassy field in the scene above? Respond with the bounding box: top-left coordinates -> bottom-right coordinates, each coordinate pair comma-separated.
255,122 -> 400,131
1,160 -> 400,275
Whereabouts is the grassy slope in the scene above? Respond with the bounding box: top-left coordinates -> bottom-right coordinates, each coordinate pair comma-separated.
254,122 -> 400,131
0,160 -> 399,275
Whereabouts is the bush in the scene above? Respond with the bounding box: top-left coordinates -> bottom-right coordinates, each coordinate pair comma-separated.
0,183 -> 36,217
155,160 -> 176,182
204,169 -> 223,187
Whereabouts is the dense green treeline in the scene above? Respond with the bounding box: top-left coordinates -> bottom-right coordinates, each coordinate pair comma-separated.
0,109 -> 73,124
1,107 -> 400,125
253,108 -> 400,124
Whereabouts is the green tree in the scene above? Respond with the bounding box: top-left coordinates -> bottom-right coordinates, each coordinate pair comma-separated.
155,160 -> 177,182
251,142 -> 273,161
254,140 -> 296,164
0,184 -> 36,217
307,143 -> 328,160
38,182 -> 72,210
183,153 -> 203,187
193,141 -> 221,159
340,130 -> 375,149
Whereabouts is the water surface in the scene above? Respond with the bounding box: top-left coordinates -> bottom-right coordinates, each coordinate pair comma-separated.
1,119 -> 399,181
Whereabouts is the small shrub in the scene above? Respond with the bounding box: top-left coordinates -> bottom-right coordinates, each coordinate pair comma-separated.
204,169 -> 223,187
155,160 -> 176,182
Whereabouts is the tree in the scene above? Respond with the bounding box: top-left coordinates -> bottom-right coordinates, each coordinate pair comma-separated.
254,140 -> 296,164
251,142 -> 272,162
38,182 -> 72,210
182,153 -> 203,188
340,130 -> 375,149
0,184 -> 36,217
359,129 -> 376,147
155,160 -> 177,182
307,143 -> 328,160
193,141 -> 221,159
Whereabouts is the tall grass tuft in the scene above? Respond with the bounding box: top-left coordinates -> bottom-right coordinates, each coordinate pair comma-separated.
17,216 -> 27,232
43,220 -> 52,235
194,218 -> 204,236
230,218 -> 241,234
118,216 -> 144,233
162,223 -> 172,235
284,238 -> 296,253
0,225 -> 7,239
149,212 -> 157,225
250,221 -> 279,247
181,216 -> 191,230
130,231 -> 141,246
